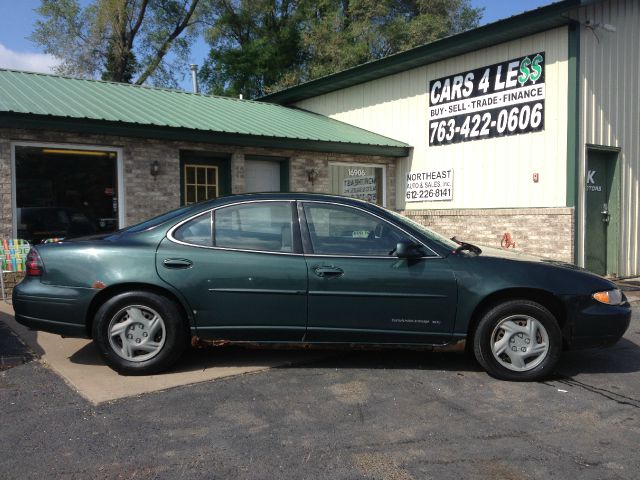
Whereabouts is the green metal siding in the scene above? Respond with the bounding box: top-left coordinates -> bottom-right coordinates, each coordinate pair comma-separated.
0,69 -> 408,155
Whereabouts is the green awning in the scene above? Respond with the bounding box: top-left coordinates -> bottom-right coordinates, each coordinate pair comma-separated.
0,69 -> 409,157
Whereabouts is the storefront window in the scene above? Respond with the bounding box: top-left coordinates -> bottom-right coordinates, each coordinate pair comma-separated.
14,146 -> 119,244
329,164 -> 385,206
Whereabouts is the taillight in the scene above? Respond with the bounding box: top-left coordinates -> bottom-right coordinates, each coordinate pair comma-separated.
26,248 -> 44,276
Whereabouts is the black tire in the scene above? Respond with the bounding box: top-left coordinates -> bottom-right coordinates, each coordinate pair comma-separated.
473,299 -> 562,381
92,291 -> 188,375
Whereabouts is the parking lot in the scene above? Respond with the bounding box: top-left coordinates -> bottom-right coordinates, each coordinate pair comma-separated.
1,301 -> 639,479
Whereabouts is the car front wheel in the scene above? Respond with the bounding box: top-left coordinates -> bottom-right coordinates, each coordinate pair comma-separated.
473,300 -> 562,381
92,291 -> 188,375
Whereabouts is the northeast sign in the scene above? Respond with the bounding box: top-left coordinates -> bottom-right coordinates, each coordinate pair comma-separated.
428,52 -> 545,146
406,169 -> 453,202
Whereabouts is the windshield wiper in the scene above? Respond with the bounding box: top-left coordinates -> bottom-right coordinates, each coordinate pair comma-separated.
450,236 -> 482,255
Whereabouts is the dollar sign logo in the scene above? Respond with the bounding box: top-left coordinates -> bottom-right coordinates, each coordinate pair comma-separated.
518,57 -> 532,86
530,54 -> 543,83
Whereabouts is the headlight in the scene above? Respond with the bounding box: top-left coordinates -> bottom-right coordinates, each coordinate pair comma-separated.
592,289 -> 624,305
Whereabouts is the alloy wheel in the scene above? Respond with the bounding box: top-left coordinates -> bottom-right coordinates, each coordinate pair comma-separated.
490,314 -> 550,372
107,305 -> 166,362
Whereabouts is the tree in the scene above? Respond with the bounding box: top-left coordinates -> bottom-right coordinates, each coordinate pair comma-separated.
199,0 -> 305,99
301,0 -> 484,80
30,0 -> 203,86
199,0 -> 483,97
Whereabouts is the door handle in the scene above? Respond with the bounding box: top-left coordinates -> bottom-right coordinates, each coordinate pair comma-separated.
601,202 -> 610,224
163,258 -> 193,269
313,266 -> 344,278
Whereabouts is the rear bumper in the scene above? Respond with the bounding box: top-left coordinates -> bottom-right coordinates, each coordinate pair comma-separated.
561,294 -> 632,349
12,278 -> 96,338
14,313 -> 88,337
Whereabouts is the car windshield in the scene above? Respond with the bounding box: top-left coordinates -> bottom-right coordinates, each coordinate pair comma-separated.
384,209 -> 459,251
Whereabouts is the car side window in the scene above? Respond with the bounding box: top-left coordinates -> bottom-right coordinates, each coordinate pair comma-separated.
173,212 -> 212,246
214,202 -> 294,252
303,203 -> 406,256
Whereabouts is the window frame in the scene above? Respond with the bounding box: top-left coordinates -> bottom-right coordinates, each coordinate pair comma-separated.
298,201 -> 439,259
167,200 -> 302,255
10,142 -> 125,239
171,210 -> 213,246
183,164 -> 219,205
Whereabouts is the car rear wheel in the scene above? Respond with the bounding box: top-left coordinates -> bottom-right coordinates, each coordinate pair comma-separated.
473,300 -> 562,381
92,291 -> 188,375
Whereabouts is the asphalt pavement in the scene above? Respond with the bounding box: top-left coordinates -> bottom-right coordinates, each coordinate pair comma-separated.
1,298 -> 639,479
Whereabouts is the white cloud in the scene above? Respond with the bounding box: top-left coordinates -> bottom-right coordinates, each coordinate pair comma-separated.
0,43 -> 61,73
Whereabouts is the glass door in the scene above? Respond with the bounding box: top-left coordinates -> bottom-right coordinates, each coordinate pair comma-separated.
14,145 -> 119,244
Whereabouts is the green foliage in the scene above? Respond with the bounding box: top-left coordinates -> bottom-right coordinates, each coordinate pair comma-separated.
31,0 -> 203,86
200,0 -> 483,97
199,0 -> 305,99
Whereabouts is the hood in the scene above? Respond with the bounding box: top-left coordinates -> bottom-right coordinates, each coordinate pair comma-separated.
475,245 -> 591,273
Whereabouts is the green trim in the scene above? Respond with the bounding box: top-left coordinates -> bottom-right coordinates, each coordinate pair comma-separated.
584,148 -> 621,276
583,144 -> 624,276
607,150 -> 621,277
245,154 -> 290,192
0,113 -> 410,158
261,0 -> 581,104
179,151 -> 232,205
566,22 -> 580,208
281,159 -> 290,192
567,21 -> 581,264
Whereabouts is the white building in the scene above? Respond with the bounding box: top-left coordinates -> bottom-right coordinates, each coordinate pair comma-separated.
263,0 -> 640,278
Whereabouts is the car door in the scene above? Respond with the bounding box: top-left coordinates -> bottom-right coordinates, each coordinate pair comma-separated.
156,200 -> 308,341
300,201 -> 457,345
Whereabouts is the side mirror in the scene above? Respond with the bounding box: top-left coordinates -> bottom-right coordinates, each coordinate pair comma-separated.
395,239 -> 420,258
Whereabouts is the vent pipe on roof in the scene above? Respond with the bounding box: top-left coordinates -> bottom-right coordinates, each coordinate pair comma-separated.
189,64 -> 199,93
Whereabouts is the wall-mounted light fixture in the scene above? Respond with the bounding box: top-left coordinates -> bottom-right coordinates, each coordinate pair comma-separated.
307,168 -> 319,185
584,20 -> 616,43
150,160 -> 161,180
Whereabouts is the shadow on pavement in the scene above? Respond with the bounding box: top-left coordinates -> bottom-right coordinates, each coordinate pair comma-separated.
276,348 -> 484,373
67,339 -> 483,373
67,342 -> 344,374
557,338 -> 640,376
65,335 -> 640,376
6,300 -> 639,379
0,316 -> 35,369
0,311 -> 45,357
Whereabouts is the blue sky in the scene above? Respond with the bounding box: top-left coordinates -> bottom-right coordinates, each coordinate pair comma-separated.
0,0 -> 556,90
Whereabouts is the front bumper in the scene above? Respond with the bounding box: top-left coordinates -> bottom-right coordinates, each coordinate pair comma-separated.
561,293 -> 632,349
12,278 -> 97,338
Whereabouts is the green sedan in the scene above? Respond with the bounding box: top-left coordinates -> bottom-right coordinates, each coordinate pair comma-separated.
13,193 -> 631,381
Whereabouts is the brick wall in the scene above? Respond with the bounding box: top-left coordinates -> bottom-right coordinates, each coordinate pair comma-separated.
0,128 -> 397,237
402,207 -> 575,262
0,141 -> 11,238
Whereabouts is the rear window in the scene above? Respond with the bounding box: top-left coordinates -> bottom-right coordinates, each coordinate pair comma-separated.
172,212 -> 212,246
116,204 -> 196,234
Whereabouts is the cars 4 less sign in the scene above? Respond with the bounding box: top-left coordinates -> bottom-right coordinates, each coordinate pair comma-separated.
428,52 -> 545,146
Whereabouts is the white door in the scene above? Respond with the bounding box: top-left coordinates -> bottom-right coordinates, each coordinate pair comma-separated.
245,160 -> 280,192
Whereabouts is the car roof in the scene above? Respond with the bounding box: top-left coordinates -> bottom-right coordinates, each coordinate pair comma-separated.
195,192 -> 380,210
116,192 -> 386,238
